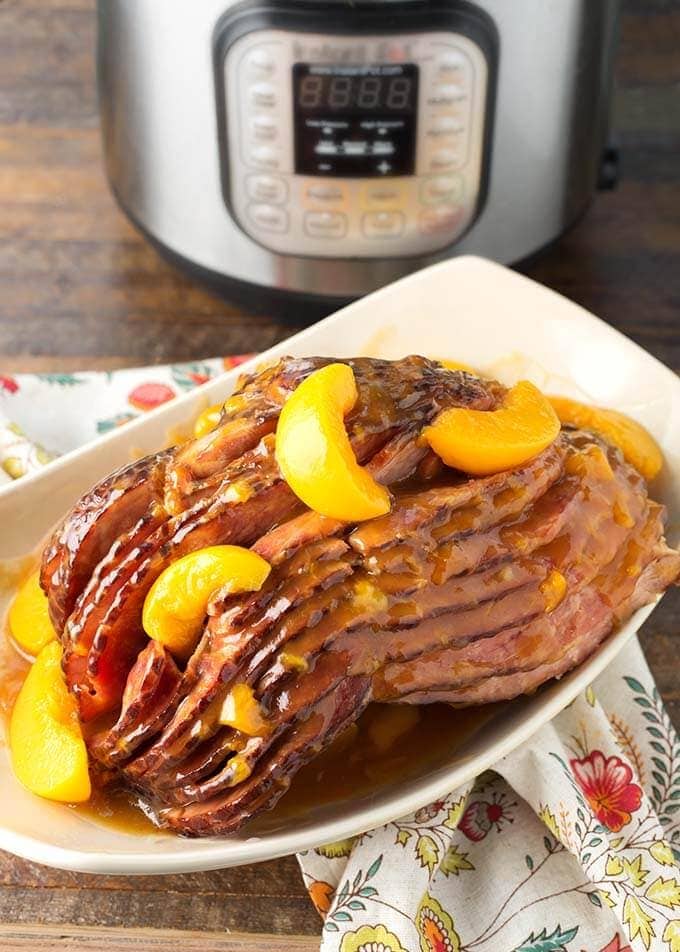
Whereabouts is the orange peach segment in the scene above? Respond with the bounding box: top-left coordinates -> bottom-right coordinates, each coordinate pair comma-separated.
540,569 -> 568,613
10,641 -> 90,802
219,683 -> 270,736
438,358 -> 477,374
275,363 -> 391,521
423,380 -> 560,476
548,396 -> 663,482
193,403 -> 223,439
142,545 -> 271,660
193,394 -> 248,439
8,571 -> 56,656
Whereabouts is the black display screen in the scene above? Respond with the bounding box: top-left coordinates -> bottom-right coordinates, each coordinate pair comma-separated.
293,63 -> 418,177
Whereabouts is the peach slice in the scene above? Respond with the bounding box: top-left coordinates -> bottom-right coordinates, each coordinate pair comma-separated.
219,682 -> 270,736
142,545 -> 271,660
548,396 -> 663,482
193,403 -> 224,439
8,571 -> 56,656
193,394 -> 249,440
540,569 -> 568,613
438,358 -> 478,374
10,641 -> 90,802
423,380 -> 560,476
275,363 -> 391,522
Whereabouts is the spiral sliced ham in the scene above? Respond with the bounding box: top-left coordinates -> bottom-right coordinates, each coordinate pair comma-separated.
41,356 -> 680,836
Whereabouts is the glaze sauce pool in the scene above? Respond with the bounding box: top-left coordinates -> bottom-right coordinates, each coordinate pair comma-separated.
80,701 -> 497,837
247,701 -> 498,836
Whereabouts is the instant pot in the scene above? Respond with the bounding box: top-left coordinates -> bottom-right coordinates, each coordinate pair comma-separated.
98,0 -> 620,317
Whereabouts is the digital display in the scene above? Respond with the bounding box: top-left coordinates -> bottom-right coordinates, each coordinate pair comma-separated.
296,69 -> 417,113
293,63 -> 418,177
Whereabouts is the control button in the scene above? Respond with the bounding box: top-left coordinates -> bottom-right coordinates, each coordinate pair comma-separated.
427,84 -> 466,107
304,211 -> 347,239
247,203 -> 288,233
251,115 -> 278,141
245,48 -> 276,78
427,116 -> 465,137
246,174 -> 288,204
305,183 -> 346,204
250,83 -> 277,108
249,145 -> 281,169
361,182 -> 404,208
362,211 -> 405,239
436,50 -> 469,78
420,175 -> 464,205
419,205 -> 464,236
429,147 -> 464,171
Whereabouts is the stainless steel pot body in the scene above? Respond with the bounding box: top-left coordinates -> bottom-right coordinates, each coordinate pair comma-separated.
98,0 -> 619,305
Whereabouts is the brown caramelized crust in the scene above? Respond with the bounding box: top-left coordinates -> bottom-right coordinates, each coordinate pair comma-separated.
40,356 -> 679,836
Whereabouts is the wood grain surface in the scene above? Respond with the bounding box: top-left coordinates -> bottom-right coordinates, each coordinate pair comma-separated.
0,0 -> 678,947
0,923 -> 317,952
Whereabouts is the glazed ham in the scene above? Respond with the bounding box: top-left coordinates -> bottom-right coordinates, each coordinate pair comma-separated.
41,356 -> 680,836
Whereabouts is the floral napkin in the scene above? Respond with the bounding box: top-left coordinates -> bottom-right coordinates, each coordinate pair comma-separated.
0,358 -> 251,482
2,360 -> 680,952
299,647 -> 680,952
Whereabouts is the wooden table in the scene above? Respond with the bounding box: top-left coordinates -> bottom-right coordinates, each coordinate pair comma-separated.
0,0 -> 678,948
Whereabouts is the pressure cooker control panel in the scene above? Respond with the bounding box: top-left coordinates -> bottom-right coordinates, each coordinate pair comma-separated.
221,26 -> 491,258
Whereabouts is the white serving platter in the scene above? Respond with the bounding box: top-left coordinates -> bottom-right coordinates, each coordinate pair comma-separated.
0,255 -> 678,874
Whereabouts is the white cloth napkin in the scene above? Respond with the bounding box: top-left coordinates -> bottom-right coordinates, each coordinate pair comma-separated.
2,360 -> 679,952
